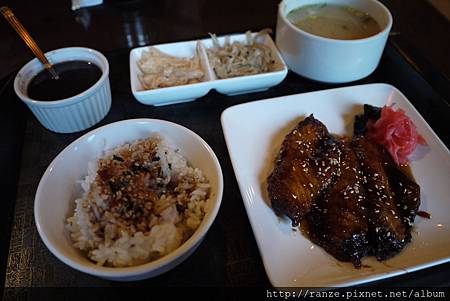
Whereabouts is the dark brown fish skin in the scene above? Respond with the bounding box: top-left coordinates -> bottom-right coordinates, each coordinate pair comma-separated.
352,136 -> 420,260
355,105 -> 421,226
307,140 -> 370,267
386,164 -> 421,229
268,115 -> 340,226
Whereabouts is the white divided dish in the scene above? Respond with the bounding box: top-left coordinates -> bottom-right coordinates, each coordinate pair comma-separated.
129,32 -> 288,106
221,83 -> 450,287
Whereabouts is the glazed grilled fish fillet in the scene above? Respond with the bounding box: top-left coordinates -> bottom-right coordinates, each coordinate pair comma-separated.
307,140 -> 370,267
268,109 -> 421,266
352,136 -> 420,260
267,115 -> 340,226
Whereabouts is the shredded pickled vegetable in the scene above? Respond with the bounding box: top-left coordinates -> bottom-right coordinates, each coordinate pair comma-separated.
206,29 -> 275,79
137,43 -> 205,90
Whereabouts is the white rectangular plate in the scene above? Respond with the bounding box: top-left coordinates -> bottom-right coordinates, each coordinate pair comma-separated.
221,83 -> 450,287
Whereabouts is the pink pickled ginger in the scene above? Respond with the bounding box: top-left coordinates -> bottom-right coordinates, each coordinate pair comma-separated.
368,106 -> 427,165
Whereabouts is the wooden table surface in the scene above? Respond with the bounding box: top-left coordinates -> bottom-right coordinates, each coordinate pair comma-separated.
0,0 -> 449,295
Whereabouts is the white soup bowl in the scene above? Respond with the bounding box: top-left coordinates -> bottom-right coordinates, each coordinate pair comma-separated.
276,0 -> 392,83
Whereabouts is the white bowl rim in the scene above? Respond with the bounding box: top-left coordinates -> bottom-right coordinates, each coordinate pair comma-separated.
34,118 -> 224,278
279,0 -> 393,44
14,47 -> 110,108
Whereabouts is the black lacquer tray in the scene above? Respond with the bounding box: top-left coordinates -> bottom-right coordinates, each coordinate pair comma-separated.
1,37 -> 449,294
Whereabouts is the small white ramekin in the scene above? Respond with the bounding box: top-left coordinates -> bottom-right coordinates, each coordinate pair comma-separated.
276,0 -> 393,83
14,47 -> 111,133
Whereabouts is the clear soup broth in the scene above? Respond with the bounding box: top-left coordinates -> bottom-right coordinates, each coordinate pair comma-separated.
287,3 -> 381,40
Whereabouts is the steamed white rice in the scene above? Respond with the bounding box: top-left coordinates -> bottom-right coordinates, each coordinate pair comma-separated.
66,136 -> 210,267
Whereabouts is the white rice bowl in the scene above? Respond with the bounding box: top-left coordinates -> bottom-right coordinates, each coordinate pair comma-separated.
34,119 -> 223,281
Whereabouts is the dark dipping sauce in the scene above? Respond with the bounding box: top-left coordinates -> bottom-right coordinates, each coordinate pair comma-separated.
27,60 -> 102,101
